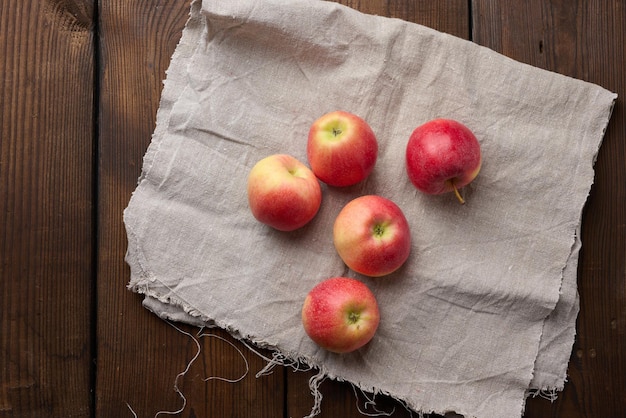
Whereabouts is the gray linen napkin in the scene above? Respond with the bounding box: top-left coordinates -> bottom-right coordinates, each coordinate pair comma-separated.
124,1 -> 617,417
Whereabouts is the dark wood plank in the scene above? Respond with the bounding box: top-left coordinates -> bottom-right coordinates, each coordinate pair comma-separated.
341,0 -> 470,38
0,0 -> 95,416
95,1 -> 285,416
285,2 -> 470,417
473,1 -> 626,417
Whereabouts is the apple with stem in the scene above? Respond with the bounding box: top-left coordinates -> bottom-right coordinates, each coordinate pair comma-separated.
405,118 -> 481,204
307,110 -> 378,187
247,154 -> 322,231
301,277 -> 380,353
333,195 -> 411,277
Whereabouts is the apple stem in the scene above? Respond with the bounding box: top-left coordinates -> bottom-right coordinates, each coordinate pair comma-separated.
452,182 -> 465,205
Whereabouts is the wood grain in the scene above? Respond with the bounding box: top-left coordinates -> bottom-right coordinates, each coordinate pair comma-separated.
473,1 -> 626,417
340,0 -> 470,39
0,0 -> 95,416
95,0 -> 196,415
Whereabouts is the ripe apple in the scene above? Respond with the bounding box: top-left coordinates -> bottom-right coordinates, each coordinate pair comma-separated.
307,110 -> 378,187
247,154 -> 322,231
405,118 -> 481,204
333,195 -> 411,277
301,277 -> 380,353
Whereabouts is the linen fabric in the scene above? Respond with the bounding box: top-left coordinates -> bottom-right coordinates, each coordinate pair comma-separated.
124,1 -> 617,416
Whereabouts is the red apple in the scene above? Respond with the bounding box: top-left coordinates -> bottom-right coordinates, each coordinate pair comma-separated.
333,195 -> 411,277
247,154 -> 322,231
405,118 -> 481,204
307,110 -> 378,187
301,277 -> 380,353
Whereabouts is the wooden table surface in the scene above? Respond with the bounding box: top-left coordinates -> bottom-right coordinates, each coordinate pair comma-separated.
1,1 -> 624,417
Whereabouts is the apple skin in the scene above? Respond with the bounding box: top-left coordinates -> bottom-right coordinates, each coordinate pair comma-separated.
247,154 -> 322,231
405,118 -> 481,203
301,277 -> 380,353
333,195 -> 411,277
307,110 -> 378,187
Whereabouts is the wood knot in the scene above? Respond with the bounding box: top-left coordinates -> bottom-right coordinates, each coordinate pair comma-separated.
44,0 -> 93,32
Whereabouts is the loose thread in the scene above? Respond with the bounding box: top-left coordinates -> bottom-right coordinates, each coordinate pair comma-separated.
527,388 -> 559,402
197,330 -> 250,383
153,321 -> 201,417
238,339 -> 276,364
303,369 -> 327,418
350,384 -> 396,417
126,402 -> 138,418
256,351 -> 298,377
124,321 -> 251,418
254,350 -> 285,377
238,339 -> 313,376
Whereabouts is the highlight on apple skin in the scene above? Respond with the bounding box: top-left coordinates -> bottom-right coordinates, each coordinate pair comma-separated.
333,195 -> 411,277
307,110 -> 378,187
405,118 -> 481,204
301,277 -> 380,353
247,154 -> 322,231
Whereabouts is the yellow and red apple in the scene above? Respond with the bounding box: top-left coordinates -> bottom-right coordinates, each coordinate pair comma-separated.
333,195 -> 411,277
307,110 -> 378,187
405,118 -> 481,204
247,154 -> 322,231
301,277 -> 380,353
